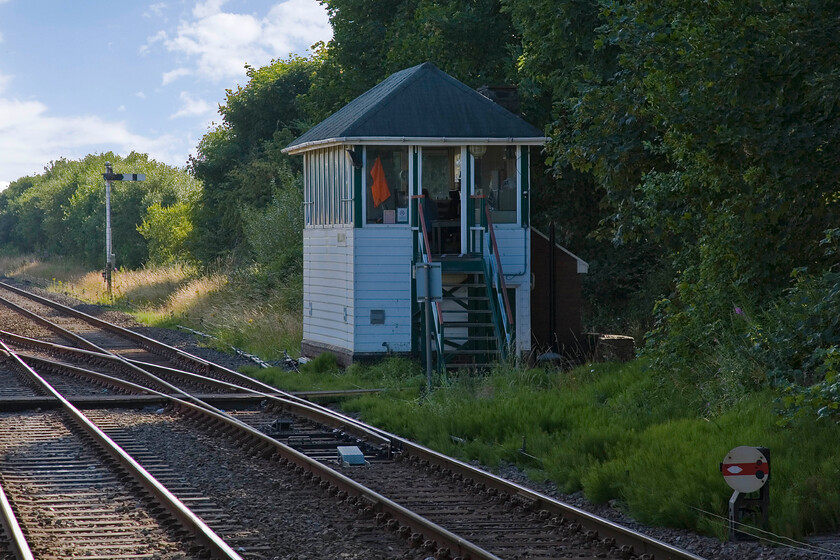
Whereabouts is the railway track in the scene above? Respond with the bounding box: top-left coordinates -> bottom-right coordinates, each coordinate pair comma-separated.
0,279 -> 705,560
0,341 -> 241,559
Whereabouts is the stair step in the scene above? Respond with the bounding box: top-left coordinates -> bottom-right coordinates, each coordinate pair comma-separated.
441,310 -> 493,316
443,291 -> 489,296
444,336 -> 498,342
442,321 -> 495,327
444,348 -> 499,355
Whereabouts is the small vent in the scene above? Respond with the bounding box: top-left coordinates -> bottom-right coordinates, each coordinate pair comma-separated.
370,309 -> 385,324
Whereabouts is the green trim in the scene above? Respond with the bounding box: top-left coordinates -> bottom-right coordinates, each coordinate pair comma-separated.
483,258 -> 506,361
465,150 -> 476,253
411,147 -> 420,354
520,146 -> 530,227
353,145 -> 363,228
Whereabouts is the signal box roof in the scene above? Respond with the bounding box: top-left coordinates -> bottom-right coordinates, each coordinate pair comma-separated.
284,62 -> 547,153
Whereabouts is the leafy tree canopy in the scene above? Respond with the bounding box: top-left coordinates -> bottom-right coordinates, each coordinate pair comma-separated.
189,55 -> 318,260
0,152 -> 200,269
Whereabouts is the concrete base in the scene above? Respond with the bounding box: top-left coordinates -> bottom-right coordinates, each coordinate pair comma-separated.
301,339 -> 411,367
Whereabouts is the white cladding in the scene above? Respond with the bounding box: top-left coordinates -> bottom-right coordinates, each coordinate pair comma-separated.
490,225 -> 531,353
302,227 -> 354,350
353,228 -> 413,352
303,225 -> 530,356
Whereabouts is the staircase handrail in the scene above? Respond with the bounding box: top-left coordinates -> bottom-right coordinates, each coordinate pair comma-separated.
412,195 -> 445,370
471,195 -> 513,351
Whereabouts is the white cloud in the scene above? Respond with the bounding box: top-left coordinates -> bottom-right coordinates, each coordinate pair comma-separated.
170,91 -> 214,119
135,91 -> 146,99
162,67 -> 191,85
0,97 -> 184,186
152,0 -> 331,84
139,30 -> 167,56
144,2 -> 168,18
164,12 -> 267,80
263,0 -> 332,54
193,0 -> 229,19
0,72 -> 10,94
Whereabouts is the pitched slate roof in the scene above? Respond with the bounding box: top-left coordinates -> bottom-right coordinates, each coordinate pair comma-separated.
284,62 -> 546,153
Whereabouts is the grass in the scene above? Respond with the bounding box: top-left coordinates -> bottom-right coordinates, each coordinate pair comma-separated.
0,255 -> 302,361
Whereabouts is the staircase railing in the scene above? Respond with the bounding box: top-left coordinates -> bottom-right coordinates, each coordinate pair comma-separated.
472,195 -> 513,358
413,195 -> 445,371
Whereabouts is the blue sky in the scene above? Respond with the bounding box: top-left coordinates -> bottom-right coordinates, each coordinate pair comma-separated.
0,0 -> 332,188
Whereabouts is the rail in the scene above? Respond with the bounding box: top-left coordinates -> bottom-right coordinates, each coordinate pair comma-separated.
0,481 -> 34,560
0,281 -> 704,560
2,339 -> 502,560
0,339 -> 244,560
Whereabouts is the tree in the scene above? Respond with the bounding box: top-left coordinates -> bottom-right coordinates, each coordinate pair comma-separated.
545,0 -> 840,360
0,153 -> 200,268
190,55 -> 318,260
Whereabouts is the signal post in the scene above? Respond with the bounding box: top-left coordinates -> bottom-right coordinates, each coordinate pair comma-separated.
102,162 -> 145,296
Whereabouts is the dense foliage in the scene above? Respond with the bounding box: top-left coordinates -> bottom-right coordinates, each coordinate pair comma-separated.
543,0 -> 840,417
0,153 -> 200,269
188,55 -> 317,261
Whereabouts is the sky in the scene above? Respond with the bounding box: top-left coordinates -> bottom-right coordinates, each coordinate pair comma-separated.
0,0 -> 332,188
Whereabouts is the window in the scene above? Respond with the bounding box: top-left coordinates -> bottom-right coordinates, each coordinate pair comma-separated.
474,145 -> 518,224
365,146 -> 408,224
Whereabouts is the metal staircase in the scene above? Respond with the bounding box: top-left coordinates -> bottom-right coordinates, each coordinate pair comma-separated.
413,194 -> 513,372
438,258 -> 501,369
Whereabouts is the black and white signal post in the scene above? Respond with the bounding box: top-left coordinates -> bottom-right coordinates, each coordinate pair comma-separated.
102,162 -> 145,296
720,445 -> 770,540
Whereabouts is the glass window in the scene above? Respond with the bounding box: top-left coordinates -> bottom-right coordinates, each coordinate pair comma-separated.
474,145 -> 518,224
422,147 -> 463,221
366,146 -> 408,224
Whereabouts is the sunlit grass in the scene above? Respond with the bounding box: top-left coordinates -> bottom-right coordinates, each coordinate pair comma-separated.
1,255 -> 302,361
0,255 -> 91,286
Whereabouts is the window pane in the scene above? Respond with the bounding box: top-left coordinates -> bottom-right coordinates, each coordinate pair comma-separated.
366,146 -> 408,224
421,147 -> 462,220
474,145 -> 517,224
